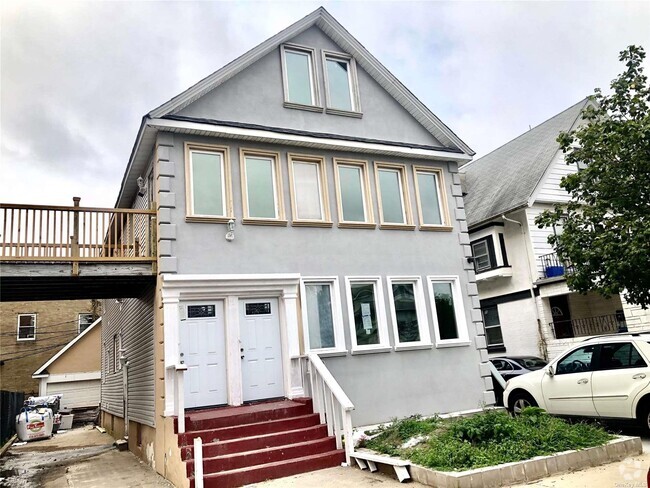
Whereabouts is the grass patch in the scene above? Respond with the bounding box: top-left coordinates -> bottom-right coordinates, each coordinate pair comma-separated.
360,408 -> 614,471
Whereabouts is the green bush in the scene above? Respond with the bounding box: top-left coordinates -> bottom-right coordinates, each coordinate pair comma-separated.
363,408 -> 614,471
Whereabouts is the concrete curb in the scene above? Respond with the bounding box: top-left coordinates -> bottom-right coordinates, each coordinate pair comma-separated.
409,435 -> 642,488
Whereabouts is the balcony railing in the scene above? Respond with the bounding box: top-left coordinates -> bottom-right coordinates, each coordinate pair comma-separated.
0,199 -> 156,271
550,313 -> 627,339
540,252 -> 574,279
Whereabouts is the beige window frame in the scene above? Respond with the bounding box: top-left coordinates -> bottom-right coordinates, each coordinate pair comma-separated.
288,154 -> 332,227
322,50 -> 362,117
373,162 -> 415,230
280,44 -> 322,112
333,158 -> 375,229
184,143 -> 233,223
413,166 -> 453,231
17,313 -> 36,341
240,149 -> 287,226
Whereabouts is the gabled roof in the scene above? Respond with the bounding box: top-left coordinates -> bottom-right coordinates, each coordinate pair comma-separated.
461,98 -> 590,228
32,317 -> 102,377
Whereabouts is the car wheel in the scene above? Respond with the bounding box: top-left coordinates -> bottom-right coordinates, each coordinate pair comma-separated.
510,392 -> 538,415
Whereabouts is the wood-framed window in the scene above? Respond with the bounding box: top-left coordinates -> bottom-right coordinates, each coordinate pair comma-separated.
333,159 -> 375,229
427,276 -> 470,347
345,277 -> 390,353
322,50 -> 361,116
280,44 -> 321,111
240,149 -> 287,226
374,162 -> 415,230
471,236 -> 497,273
184,143 -> 233,223
78,313 -> 94,334
288,154 -> 332,227
387,277 -> 431,350
300,277 -> 346,355
413,166 -> 452,231
17,313 -> 36,341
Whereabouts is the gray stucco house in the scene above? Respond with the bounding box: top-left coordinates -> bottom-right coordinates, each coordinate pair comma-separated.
101,7 -> 493,487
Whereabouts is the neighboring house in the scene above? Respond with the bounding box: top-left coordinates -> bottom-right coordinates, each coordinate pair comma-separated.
0,299 -> 97,395
461,98 -> 650,361
32,317 -> 102,411
102,8 -> 493,486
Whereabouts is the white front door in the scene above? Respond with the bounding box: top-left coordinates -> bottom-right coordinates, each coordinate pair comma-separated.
180,302 -> 228,409
239,298 -> 284,402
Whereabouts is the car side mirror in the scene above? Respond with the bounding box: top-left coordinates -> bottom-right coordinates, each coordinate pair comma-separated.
547,365 -> 555,377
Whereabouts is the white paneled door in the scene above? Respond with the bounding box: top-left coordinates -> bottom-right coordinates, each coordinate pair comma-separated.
240,298 -> 284,402
180,302 -> 228,409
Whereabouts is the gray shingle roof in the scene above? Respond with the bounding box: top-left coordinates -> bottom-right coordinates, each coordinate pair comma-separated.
461,98 -> 589,228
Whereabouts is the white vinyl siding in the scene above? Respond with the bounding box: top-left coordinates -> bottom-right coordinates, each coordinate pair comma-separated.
526,205 -> 558,278
534,150 -> 578,204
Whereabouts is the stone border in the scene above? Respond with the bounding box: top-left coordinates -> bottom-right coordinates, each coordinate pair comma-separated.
409,435 -> 642,488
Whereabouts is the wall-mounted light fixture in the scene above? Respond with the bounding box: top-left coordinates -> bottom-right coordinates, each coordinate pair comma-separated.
136,176 -> 147,197
226,219 -> 236,242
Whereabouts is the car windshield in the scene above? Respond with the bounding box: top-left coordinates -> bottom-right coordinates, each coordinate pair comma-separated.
511,357 -> 547,370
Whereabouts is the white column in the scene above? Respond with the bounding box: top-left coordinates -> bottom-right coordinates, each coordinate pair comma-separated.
283,290 -> 305,398
225,296 -> 242,406
162,295 -> 180,416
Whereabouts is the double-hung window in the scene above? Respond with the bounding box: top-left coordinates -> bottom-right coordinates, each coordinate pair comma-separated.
281,44 -> 320,110
387,277 -> 431,349
240,150 -> 286,225
301,278 -> 345,354
17,314 -> 36,341
471,237 -> 496,273
334,159 -> 374,228
482,305 -> 505,352
374,163 -> 414,229
288,154 -> 332,226
413,166 -> 451,230
322,51 -> 361,115
345,277 -> 390,353
78,313 -> 95,334
185,144 -> 233,222
427,276 -> 469,346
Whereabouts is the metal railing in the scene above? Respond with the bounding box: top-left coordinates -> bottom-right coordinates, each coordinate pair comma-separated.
0,199 -> 156,270
540,252 -> 573,279
550,313 -> 626,339
303,353 -> 355,465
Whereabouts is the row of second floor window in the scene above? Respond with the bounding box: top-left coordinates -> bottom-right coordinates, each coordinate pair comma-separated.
13,313 -> 95,341
184,143 -> 453,231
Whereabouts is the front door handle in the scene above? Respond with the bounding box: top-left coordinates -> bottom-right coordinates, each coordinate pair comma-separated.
633,373 -> 646,379
577,378 -> 589,384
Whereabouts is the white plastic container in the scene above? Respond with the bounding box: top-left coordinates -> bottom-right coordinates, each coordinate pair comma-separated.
59,414 -> 74,430
16,408 -> 54,441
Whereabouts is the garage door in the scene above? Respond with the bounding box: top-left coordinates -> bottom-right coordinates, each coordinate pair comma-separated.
46,380 -> 100,409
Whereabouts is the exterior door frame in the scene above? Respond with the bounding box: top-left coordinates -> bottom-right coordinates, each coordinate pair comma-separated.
161,274 -> 303,417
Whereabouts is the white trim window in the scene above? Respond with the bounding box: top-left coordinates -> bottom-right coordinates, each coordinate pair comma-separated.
17,313 -> 36,341
78,313 -> 94,334
288,154 -> 332,226
240,149 -> 286,224
300,277 -> 346,355
322,50 -> 361,115
281,44 -> 320,109
427,276 -> 470,346
387,277 -> 431,349
345,277 -> 390,353
185,144 -> 233,222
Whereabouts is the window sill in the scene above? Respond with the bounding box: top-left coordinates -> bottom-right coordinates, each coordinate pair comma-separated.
394,343 -> 433,352
186,215 -> 235,224
379,223 -> 416,231
309,349 -> 348,358
419,225 -> 454,232
487,345 -> 507,353
291,220 -> 334,228
338,222 -> 376,229
17,337 -> 35,341
475,267 -> 513,282
350,346 -> 392,355
435,340 -> 472,348
325,107 -> 363,118
242,218 -> 288,227
283,101 -> 324,113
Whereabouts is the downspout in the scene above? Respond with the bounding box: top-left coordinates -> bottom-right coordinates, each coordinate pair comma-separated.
120,350 -> 129,439
501,214 -> 548,361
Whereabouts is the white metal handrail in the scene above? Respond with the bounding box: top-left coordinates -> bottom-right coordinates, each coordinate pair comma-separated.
305,353 -> 355,464
167,363 -> 188,434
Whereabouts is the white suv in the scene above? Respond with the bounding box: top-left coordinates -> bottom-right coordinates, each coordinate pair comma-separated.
503,334 -> 650,430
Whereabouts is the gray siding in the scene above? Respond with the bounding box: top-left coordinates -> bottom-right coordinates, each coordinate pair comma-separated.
177,26 -> 443,148
101,285 -> 155,427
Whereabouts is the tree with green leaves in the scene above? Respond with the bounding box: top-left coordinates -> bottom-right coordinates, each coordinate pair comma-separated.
536,45 -> 650,308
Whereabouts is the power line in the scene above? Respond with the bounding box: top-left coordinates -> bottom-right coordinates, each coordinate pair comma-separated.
0,341 -> 76,362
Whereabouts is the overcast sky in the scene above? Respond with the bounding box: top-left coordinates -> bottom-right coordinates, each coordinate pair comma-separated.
2,1 -> 649,208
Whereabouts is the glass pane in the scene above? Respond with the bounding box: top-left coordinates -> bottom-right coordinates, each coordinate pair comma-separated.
482,306 -> 500,327
392,283 -> 420,343
79,313 -> 94,333
556,346 -> 594,374
378,169 -> 405,224
305,284 -> 335,349
326,58 -> 352,111
339,165 -> 365,222
246,156 -> 277,219
191,152 -> 224,216
286,51 -> 313,105
485,326 -> 504,346
293,162 -> 322,220
432,282 -> 459,340
418,172 -> 443,225
351,283 -> 379,346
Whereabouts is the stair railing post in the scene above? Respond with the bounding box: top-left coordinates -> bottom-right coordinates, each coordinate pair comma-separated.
176,365 -> 186,434
194,437 -> 204,488
343,410 -> 353,466
71,197 -> 80,275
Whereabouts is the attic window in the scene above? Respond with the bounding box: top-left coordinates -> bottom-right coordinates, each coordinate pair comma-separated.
323,51 -> 361,116
281,45 -> 321,111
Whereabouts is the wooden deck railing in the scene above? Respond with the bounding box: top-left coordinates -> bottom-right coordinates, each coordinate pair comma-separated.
0,199 -> 156,268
